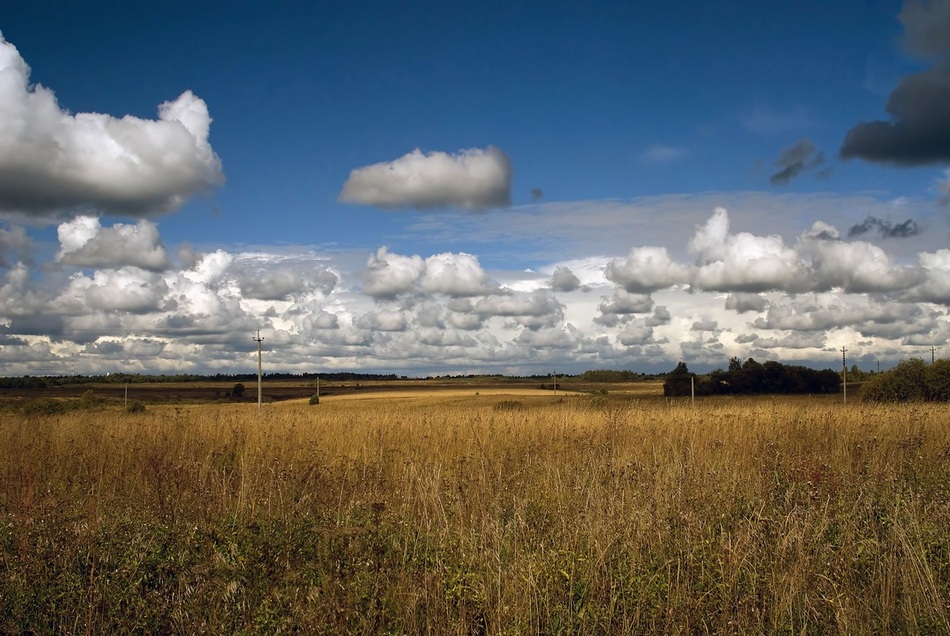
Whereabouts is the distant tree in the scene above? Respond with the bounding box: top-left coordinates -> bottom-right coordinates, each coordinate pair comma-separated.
231,383 -> 246,398
663,362 -> 694,397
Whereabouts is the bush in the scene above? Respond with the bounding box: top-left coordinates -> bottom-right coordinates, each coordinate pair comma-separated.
860,358 -> 947,402
309,394 -> 320,405
493,400 -> 524,411
78,389 -> 98,408
231,383 -> 246,398
19,398 -> 66,416
125,401 -> 146,414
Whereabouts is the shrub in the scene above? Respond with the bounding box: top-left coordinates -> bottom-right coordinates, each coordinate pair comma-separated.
19,398 -> 66,416
493,400 -> 524,411
309,394 -> 320,405
861,358 -> 936,402
231,383 -> 246,398
125,401 -> 146,414
78,389 -> 98,408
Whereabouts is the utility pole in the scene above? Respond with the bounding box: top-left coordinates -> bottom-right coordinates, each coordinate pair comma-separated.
552,370 -> 557,396
932,345 -> 936,365
841,346 -> 847,405
254,330 -> 264,411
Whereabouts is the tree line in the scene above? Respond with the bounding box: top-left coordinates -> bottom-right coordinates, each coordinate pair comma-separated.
664,358 -> 840,397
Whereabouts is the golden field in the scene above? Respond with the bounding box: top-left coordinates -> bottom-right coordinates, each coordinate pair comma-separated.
1,392 -> 948,634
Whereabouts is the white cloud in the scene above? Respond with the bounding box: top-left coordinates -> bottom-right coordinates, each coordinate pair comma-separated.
56,216 -> 170,271
339,146 -> 511,210
420,252 -> 495,296
800,233 -> 923,293
356,310 -> 408,332
474,290 -> 564,329
596,290 -> 654,327
55,267 -> 168,314
690,208 -> 809,292
0,34 -> 223,221
361,247 -> 425,299
605,246 -> 689,293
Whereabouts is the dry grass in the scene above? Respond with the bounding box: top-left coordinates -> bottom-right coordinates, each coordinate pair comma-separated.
1,396 -> 948,634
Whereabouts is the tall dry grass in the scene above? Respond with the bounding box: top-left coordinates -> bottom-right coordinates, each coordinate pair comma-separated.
1,397 -> 948,634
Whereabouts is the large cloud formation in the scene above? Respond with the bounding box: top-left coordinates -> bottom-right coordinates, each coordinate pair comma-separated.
339,146 -> 512,210
0,33 -> 223,220
841,1 -> 950,165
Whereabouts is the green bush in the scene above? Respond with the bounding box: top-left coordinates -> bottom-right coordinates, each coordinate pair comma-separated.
19,398 -> 66,416
125,401 -> 146,414
860,358 -> 950,402
309,394 -> 320,405
78,389 -> 98,408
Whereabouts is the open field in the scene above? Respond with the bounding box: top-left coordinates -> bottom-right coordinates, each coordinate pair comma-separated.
1,395 -> 948,634
0,377 -> 651,406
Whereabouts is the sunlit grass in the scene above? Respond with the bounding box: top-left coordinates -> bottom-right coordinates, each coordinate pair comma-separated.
1,397 -> 947,633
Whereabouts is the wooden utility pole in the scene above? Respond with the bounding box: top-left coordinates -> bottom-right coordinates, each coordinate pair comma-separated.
552,371 -> 557,396
841,346 -> 847,405
932,345 -> 936,365
254,330 -> 264,410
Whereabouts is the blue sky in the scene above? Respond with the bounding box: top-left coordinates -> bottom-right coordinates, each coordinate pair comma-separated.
1,0 -> 949,376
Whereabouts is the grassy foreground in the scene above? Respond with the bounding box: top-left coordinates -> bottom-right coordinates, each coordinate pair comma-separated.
1,396 -> 948,634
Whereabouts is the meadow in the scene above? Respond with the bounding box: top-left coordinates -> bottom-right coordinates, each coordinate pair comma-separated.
1,390 -> 948,634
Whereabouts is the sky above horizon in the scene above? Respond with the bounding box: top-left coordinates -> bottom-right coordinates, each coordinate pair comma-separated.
2,0 -> 950,376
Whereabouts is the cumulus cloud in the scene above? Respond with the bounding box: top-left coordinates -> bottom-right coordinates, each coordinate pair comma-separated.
550,266 -> 582,292
618,322 -> 657,346
904,248 -> 950,303
238,267 -> 337,301
420,252 -> 496,296
356,310 -> 408,332
754,295 -> 938,340
689,208 -> 809,292
847,215 -> 922,239
691,318 -> 719,333
362,247 -> 425,299
604,246 -> 688,293
56,216 -> 170,271
339,146 -> 512,210
362,247 -> 495,299
769,139 -> 825,185
0,34 -> 223,221
474,290 -> 564,330
799,231 -> 923,293
595,290 -> 654,327
0,224 -> 32,267
725,292 -> 769,313
55,267 -> 169,314
841,3 -> 950,165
